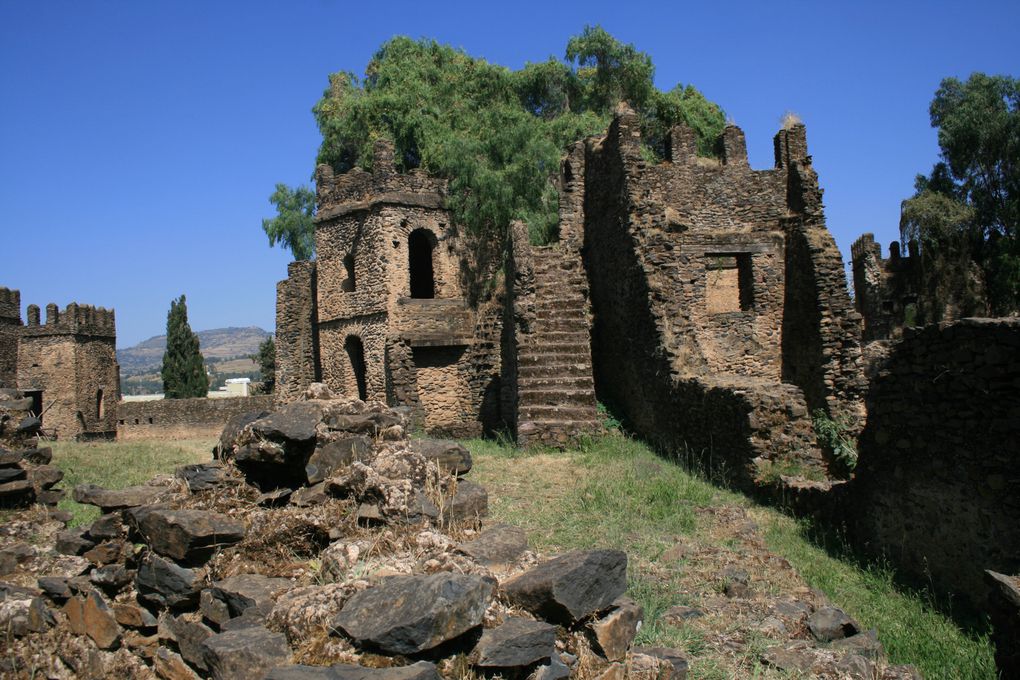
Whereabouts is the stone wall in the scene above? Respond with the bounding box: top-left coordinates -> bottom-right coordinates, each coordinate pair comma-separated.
581,105 -> 862,485
846,318 -> 1020,607
275,261 -> 320,403
851,234 -> 919,341
17,302 -> 119,440
117,395 -> 275,440
0,287 -> 21,389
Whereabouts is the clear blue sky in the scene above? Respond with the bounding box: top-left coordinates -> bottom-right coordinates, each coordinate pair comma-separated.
2,1 -> 1017,347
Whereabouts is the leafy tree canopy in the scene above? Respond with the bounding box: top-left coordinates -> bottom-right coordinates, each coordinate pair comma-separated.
262,183 -> 316,261
263,26 -> 725,251
901,73 -> 1020,317
160,295 -> 209,399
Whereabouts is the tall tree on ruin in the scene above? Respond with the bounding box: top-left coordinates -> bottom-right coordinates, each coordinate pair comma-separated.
160,295 -> 209,399
264,27 -> 725,252
901,72 -> 1020,318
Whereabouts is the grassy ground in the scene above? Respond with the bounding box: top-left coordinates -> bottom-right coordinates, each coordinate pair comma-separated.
37,433 -> 996,678
466,434 -> 998,680
49,438 -> 213,526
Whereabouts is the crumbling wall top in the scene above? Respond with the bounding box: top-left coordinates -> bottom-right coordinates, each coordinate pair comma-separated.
315,140 -> 448,220
0,287 -> 21,322
21,301 -> 116,338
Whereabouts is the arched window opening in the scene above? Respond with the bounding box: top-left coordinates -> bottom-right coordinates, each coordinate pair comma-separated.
344,336 -> 368,401
342,253 -> 356,292
96,389 -> 104,420
408,228 -> 436,299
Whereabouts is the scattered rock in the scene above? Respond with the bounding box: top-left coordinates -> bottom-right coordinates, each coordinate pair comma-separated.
73,483 -> 169,511
128,505 -> 245,563
88,513 -> 126,541
529,657 -> 571,680
470,617 -> 557,668
305,436 -> 372,484
176,463 -> 230,492
115,601 -> 159,628
55,528 -> 94,556
159,613 -> 215,671
504,549 -> 627,624
444,479 -> 488,522
629,647 -> 688,680
267,662 -> 441,680
83,589 -> 122,649
291,481 -> 329,507
155,647 -> 203,680
807,606 -> 861,642
334,573 -> 495,654
201,625 -> 291,680
204,573 -> 292,621
457,524 -> 527,567
136,552 -> 202,610
590,597 -> 643,661
409,439 -> 472,475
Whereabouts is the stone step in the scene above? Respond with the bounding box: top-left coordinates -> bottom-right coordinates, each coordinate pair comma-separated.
523,330 -> 589,342
517,363 -> 593,379
534,306 -> 586,318
530,318 -> 588,333
534,299 -> 583,314
519,405 -> 598,421
520,342 -> 590,355
520,358 -> 591,369
519,390 -> 597,408
518,375 -> 594,390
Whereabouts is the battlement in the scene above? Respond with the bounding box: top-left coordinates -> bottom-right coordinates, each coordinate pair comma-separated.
661,115 -> 810,171
851,233 -> 918,271
22,301 -> 116,338
0,287 -> 21,321
314,140 -> 447,220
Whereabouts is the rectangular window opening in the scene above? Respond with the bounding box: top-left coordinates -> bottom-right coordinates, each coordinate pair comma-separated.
706,253 -> 754,313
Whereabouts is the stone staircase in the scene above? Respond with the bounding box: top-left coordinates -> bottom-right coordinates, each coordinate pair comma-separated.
516,247 -> 600,446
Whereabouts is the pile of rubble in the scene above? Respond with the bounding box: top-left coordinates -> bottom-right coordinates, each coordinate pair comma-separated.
0,385 -> 679,679
0,389 -> 64,509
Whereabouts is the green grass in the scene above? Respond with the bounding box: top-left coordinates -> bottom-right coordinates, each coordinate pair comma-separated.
49,438 -> 213,526
764,518 -> 997,679
467,433 -> 997,680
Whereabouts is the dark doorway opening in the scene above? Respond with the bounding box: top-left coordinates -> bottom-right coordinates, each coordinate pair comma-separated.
408,228 -> 436,299
345,336 -> 368,400
25,390 -> 43,424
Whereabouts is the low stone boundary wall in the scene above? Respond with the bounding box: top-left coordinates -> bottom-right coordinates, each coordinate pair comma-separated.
117,395 -> 275,440
847,318 -> 1020,608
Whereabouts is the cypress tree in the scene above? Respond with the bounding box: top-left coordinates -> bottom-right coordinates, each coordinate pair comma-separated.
160,295 -> 209,399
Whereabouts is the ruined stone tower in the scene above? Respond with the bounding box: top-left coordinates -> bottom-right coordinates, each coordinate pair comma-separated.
17,300 -> 120,439
851,233 -> 920,341
275,141 -> 502,436
576,105 -> 865,484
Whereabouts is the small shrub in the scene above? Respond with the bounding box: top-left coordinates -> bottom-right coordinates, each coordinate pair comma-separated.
812,409 -> 858,471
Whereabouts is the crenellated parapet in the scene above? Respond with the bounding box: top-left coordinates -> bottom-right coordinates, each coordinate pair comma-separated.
0,287 -> 21,322
314,140 -> 448,221
21,301 -> 116,338
851,232 -> 919,341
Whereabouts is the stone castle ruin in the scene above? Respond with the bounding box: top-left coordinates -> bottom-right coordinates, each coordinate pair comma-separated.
0,287 -> 120,440
276,105 -> 865,482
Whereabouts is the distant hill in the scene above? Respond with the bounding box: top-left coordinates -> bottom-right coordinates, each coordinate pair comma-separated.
118,326 -> 272,377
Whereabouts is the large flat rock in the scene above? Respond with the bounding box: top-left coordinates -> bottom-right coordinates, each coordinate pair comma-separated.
128,505 -> 245,564
201,625 -> 291,680
470,617 -> 556,668
503,549 -> 627,624
334,573 -> 495,654
267,662 -> 440,680
74,484 -> 170,511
